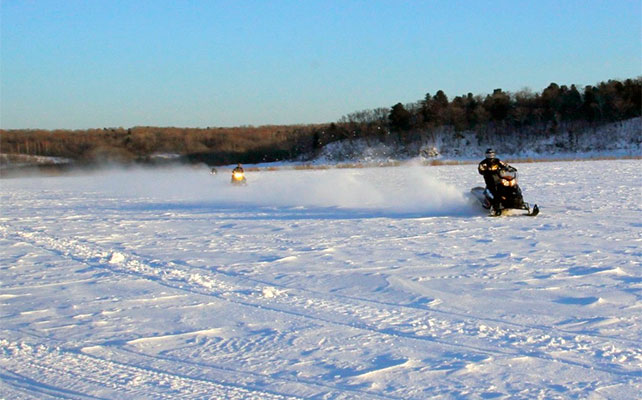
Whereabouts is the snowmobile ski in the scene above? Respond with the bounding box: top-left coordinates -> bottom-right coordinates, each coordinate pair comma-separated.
470,187 -> 540,217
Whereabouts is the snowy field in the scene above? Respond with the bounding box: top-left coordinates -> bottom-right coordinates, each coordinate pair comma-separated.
1,159 -> 641,399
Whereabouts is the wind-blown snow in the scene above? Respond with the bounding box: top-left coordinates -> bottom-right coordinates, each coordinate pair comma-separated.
1,160 -> 641,399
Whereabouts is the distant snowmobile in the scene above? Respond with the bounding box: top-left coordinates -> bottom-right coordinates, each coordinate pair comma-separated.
471,166 -> 539,216
230,170 -> 247,186
230,163 -> 247,186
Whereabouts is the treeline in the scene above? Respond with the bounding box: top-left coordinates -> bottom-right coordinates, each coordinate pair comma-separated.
1,125 -> 320,165
330,78 -> 641,140
286,78 -> 641,156
1,78 -> 640,166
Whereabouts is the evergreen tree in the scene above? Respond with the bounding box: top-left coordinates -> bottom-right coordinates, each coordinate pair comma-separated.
541,83 -> 562,122
388,103 -> 412,131
484,89 -> 512,121
582,86 -> 602,122
559,84 -> 583,121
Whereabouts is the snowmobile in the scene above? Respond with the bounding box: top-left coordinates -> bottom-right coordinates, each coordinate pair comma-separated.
471,166 -> 539,216
230,170 -> 247,185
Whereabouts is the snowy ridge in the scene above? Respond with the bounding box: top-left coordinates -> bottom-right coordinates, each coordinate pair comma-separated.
315,117 -> 641,163
1,160 -> 641,398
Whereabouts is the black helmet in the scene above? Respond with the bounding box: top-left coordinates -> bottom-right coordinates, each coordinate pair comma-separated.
485,148 -> 496,159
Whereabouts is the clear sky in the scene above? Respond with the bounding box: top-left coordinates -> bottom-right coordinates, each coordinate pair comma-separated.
1,0 -> 641,130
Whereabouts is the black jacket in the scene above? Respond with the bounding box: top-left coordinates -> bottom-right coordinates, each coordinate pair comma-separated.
478,158 -> 509,192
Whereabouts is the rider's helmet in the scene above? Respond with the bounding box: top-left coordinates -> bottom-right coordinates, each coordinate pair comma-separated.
485,148 -> 496,159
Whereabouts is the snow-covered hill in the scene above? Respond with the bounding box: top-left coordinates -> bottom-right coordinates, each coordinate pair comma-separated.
1,160 -> 641,398
315,117 -> 641,162
1,118 -> 640,174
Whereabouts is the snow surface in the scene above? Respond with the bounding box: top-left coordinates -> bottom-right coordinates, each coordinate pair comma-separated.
1,159 -> 641,399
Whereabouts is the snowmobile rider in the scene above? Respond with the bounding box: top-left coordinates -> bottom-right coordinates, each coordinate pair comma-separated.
231,163 -> 247,185
478,149 -> 509,214
232,163 -> 244,174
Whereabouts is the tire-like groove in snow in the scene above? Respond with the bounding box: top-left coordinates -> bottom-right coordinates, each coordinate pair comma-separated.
2,222 -> 641,395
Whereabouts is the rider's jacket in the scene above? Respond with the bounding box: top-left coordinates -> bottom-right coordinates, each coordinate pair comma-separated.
478,158 -> 509,192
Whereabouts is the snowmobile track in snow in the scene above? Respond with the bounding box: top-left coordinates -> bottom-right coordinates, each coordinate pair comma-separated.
3,221 -> 641,390
0,338 -> 299,400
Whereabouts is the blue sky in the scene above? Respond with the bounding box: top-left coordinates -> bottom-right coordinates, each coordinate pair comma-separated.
2,1 -> 640,129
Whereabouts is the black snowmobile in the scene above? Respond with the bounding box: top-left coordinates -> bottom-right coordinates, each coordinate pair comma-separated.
471,166 -> 539,216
